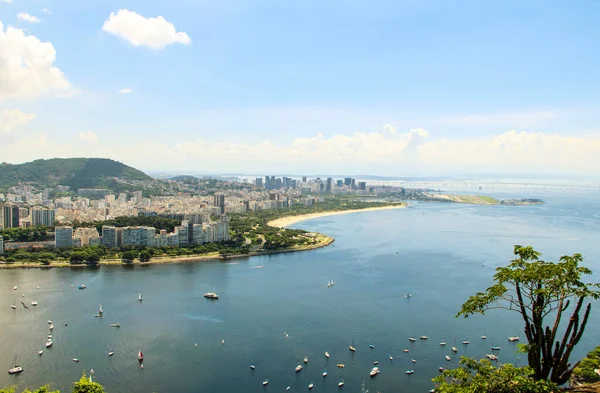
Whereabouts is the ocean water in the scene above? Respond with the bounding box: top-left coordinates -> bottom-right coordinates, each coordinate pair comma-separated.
1,189 -> 600,393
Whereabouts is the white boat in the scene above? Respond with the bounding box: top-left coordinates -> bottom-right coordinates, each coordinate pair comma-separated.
21,294 -> 24,297
369,366 -> 380,377
72,358 -> 79,362
406,370 -> 414,375
451,347 -> 458,353
373,361 -> 378,365
304,355 -> 308,364
108,350 -> 114,356
295,364 -> 303,372
31,301 -> 38,306
10,305 -> 16,309
439,367 -> 444,372
49,324 -> 54,330
110,323 -> 120,328
420,336 -> 428,340
491,345 -> 501,351
250,364 -> 255,369
322,369 -> 327,377
408,337 -> 416,342
286,386 -> 291,391
138,293 -> 143,301
349,338 -> 356,352
508,336 -> 519,342
445,355 -> 451,361
327,280 -> 332,287
262,379 -> 268,386
338,379 -> 344,387
45,340 -> 53,348
481,335 -> 487,339
331,280 -> 334,286
308,382 -> 314,389
38,350 -> 43,356
47,320 -> 52,324
411,359 -> 417,363
462,341 -> 470,345
78,284 -> 86,290
325,351 -> 330,358
98,304 -> 104,314
13,286 -> 17,290
403,349 -> 409,353
8,356 -> 23,375
203,292 -> 218,299
47,335 -> 52,339
389,355 -> 393,361
439,342 -> 446,346
486,354 -> 498,360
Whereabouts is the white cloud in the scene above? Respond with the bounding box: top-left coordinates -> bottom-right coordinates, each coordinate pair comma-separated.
0,109 -> 35,134
0,21 -> 71,101
41,8 -> 51,14
2,0 -> 14,4
77,131 -> 99,144
17,12 -> 41,23
102,9 -> 191,49
443,111 -> 556,128
118,88 -> 132,94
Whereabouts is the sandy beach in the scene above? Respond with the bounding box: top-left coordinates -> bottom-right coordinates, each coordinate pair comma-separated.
268,204 -> 406,228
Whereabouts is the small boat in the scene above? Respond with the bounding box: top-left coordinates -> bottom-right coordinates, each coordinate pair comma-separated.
286,387 -> 291,391
420,336 -> 428,340
369,344 -> 374,349
49,324 -> 54,330
47,335 -> 52,339
403,349 -> 409,353
78,284 -> 86,290
325,351 -> 330,358
349,338 -> 356,352
250,364 -> 255,370
140,364 -> 144,369
45,340 -> 53,348
389,355 -> 393,361
295,364 -> 303,372
331,280 -> 334,286
21,294 -> 24,297
10,305 -> 16,309
369,366 -> 380,377
491,346 -> 500,351
47,320 -> 52,324
304,356 -> 308,364
38,350 -> 43,356
411,359 -> 417,363
445,355 -> 451,361
13,286 -> 17,290
322,369 -> 327,377
138,351 -> 144,361
31,301 -> 38,306
451,347 -> 458,353
462,341 -> 470,345
98,304 -> 104,315
203,292 -> 218,299
308,382 -> 314,389
336,364 -> 345,368
262,379 -> 268,386
439,367 -> 444,372
405,370 -> 414,375
194,343 -> 198,348
110,323 -> 120,328
508,336 -> 519,342
138,293 -> 143,302
8,355 -> 23,375
373,361 -> 378,365
338,379 -> 344,387
408,337 -> 416,342
221,340 -> 225,344
481,335 -> 487,339
405,293 -> 412,298
72,358 -> 79,362
327,280 -> 332,287
108,350 -> 114,356
439,342 -> 446,346
486,354 -> 498,360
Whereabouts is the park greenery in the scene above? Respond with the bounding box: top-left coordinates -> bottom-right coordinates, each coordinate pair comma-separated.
1,372 -> 104,393
572,345 -> 600,384
434,245 -> 600,391
1,227 -> 52,242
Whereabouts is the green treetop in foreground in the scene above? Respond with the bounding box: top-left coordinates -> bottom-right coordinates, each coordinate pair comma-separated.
456,245 -> 600,385
1,372 -> 104,393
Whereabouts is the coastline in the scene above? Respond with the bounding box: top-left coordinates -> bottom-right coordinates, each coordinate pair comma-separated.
267,204 -> 406,228
0,233 -> 335,269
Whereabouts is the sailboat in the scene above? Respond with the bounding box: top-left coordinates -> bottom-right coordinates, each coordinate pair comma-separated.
304,355 -> 308,364
138,293 -> 143,302
137,350 -> 144,362
8,355 -> 23,374
98,304 -> 104,315
327,280 -> 332,287
349,338 -> 356,352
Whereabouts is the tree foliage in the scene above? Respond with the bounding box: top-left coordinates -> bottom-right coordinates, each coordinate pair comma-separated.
432,357 -> 557,393
0,386 -> 59,393
572,345 -> 600,384
457,245 -> 600,384
72,373 -> 105,393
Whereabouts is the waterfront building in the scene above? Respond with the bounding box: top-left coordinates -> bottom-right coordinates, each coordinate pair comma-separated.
73,227 -> 101,246
55,226 -> 73,248
175,223 -> 189,247
30,206 -> 55,227
101,226 -> 117,249
0,204 -> 20,229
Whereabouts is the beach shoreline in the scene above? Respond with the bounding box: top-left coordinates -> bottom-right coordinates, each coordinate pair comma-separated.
267,204 -> 406,228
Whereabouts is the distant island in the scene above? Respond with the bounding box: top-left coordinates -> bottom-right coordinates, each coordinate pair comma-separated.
408,193 -> 544,206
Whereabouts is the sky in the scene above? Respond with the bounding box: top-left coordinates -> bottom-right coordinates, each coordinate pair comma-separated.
1,0 -> 600,176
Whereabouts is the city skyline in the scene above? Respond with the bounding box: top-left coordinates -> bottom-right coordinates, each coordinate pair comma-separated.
1,1 -> 600,175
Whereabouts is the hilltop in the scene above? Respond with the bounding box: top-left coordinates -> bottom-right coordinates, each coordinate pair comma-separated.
0,158 -> 154,193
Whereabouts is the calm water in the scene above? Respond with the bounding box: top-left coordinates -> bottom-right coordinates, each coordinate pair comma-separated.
2,189 -> 600,393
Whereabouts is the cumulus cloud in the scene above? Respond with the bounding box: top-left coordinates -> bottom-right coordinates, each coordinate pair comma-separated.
443,111 -> 556,128
41,8 -> 51,14
102,9 -> 191,49
118,88 -> 132,94
0,109 -> 35,134
17,12 -> 41,23
77,131 -> 99,144
0,22 -> 71,101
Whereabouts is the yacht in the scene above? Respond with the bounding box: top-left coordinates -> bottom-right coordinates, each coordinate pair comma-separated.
369,366 -> 380,377
13,286 -> 17,291
481,335 -> 487,339
72,358 -> 79,362
45,340 -> 53,348
308,382 -> 314,389
250,364 -> 255,370
304,356 -> 308,364
403,349 -> 409,353
8,356 -> 23,375
338,379 -> 344,387
325,351 -> 330,358
486,354 -> 498,360
439,342 -> 446,346
10,305 -> 16,309
262,379 -> 268,386
411,359 -> 417,363
508,336 -> 519,342
389,355 -> 393,361
47,320 -> 52,324
438,367 -> 444,372
462,341 -> 470,345
108,350 -> 115,356
406,370 -> 414,375
369,344 -> 374,349
451,347 -> 458,353
491,346 -> 501,351
420,336 -> 428,340
408,337 -> 416,342
31,301 -> 38,306
49,324 -> 54,330
445,355 -> 451,361
322,369 -> 327,377
38,350 -> 43,356
110,323 -> 120,328
203,292 -> 218,299
138,293 -> 143,302
349,338 -> 356,352
98,304 -> 104,315
295,364 -> 303,372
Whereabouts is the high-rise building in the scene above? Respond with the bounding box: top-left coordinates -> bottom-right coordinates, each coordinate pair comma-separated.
55,226 -> 73,248
0,236 -> 4,255
351,179 -> 356,189
30,207 -> 55,227
105,194 -> 116,205
326,178 -> 332,193
133,191 -> 143,201
344,178 -> 352,186
336,179 -> 343,187
255,178 -> 263,188
358,181 -> 367,191
0,204 -> 20,229
213,194 -> 225,215
101,226 -> 117,249
302,176 -> 307,182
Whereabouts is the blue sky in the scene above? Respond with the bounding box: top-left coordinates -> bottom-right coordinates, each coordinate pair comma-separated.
1,0 -> 600,175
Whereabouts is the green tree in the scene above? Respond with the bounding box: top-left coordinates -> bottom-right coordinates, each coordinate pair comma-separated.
72,373 -> 105,393
432,357 -> 557,393
457,246 -> 600,384
86,253 -> 100,265
70,252 -> 87,264
0,385 -> 59,393
121,250 -> 136,263
139,250 -> 151,262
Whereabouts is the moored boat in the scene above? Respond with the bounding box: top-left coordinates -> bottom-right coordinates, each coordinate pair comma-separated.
262,379 -> 268,386
486,354 -> 498,360
406,370 -> 414,375
338,379 -> 344,387
295,364 -> 303,372
38,350 -> 43,356
108,350 -> 114,356
369,367 -> 380,377
304,356 -> 308,364
322,369 -> 327,377
445,355 -> 451,361
8,356 -> 23,375
451,346 -> 458,353
137,350 -> 143,362
10,305 -> 16,309
45,340 -> 53,348
138,293 -> 143,302
203,292 -> 218,299
325,351 -> 330,358
308,382 -> 314,389
508,336 -> 519,342
78,284 -> 86,290
349,338 -> 356,352
110,323 -> 120,328
31,301 -> 38,306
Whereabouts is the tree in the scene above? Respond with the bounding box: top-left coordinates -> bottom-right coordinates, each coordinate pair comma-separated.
1,385 -> 59,393
432,356 -> 557,393
457,245 -> 600,384
72,373 -> 105,393
139,250 -> 151,262
121,250 -> 136,263
86,253 -> 100,265
70,252 -> 87,264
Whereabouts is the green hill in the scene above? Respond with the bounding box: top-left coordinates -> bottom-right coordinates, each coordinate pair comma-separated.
0,158 -> 153,191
